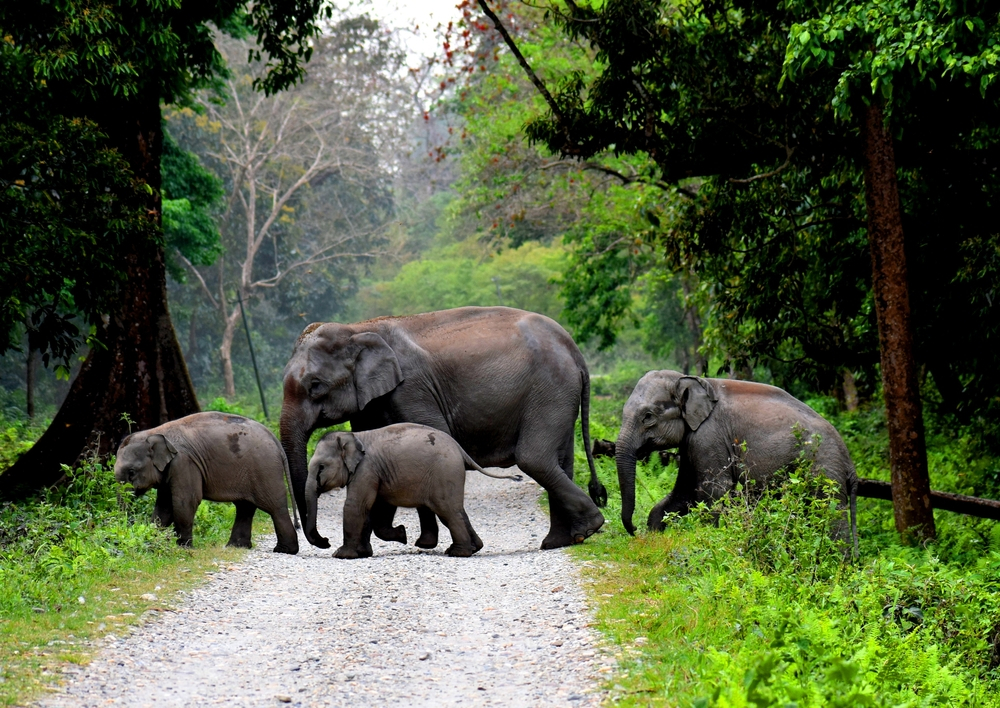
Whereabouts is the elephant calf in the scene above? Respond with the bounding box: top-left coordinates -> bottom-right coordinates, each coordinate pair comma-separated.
114,412 -> 298,554
307,423 -> 520,559
616,371 -> 858,554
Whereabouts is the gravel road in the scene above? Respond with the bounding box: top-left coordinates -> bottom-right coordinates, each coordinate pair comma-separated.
36,470 -> 613,707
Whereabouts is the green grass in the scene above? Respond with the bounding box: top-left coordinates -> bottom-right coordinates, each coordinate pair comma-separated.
571,389 -> 1000,707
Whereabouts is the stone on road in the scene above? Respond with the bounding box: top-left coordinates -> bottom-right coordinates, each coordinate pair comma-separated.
36,469 -> 612,707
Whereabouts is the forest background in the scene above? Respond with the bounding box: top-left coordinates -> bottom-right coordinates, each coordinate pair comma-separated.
3,0 -> 1000,704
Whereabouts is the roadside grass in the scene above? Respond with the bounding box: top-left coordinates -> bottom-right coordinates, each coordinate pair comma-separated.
0,403 -> 280,706
574,387 -> 1000,707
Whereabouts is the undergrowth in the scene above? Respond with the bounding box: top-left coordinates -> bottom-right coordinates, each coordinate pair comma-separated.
574,388 -> 1000,707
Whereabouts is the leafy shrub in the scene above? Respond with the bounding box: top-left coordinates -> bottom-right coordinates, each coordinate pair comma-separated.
0,455 -> 235,618
575,377 -> 1000,707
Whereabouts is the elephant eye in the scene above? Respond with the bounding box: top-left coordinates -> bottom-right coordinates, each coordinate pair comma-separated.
308,379 -> 330,399
642,411 -> 656,425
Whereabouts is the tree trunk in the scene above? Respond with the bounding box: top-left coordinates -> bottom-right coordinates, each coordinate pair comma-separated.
842,369 -> 859,413
25,347 -> 37,420
0,97 -> 199,500
187,309 -> 198,362
860,102 -> 935,543
220,307 -> 240,399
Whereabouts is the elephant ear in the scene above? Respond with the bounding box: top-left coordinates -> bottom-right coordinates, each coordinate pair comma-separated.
351,332 -> 403,410
148,434 -> 178,473
677,376 -> 718,431
338,434 -> 366,474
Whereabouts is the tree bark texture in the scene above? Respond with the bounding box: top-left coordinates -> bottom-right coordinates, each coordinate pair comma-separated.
0,97 -> 199,500
220,307 -> 240,399
25,347 -> 37,420
860,102 -> 936,542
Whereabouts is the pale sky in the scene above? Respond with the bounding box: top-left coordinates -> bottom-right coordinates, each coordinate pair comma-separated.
363,0 -> 467,59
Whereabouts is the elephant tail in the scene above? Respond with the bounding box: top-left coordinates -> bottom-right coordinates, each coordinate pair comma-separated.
461,449 -> 522,482
849,473 -> 858,561
281,448 -> 301,530
581,370 -> 607,507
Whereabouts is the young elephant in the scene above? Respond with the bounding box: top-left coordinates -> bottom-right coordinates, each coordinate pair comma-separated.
114,412 -> 299,554
307,423 -> 521,558
616,371 -> 858,554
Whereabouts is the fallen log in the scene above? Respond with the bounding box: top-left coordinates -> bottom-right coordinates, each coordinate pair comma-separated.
857,479 -> 1000,521
592,439 -> 1000,521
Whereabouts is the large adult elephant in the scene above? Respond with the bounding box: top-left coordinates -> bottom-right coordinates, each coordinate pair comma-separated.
281,306 -> 606,550
616,370 -> 858,550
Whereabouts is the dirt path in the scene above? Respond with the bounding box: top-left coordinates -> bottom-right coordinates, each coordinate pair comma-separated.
36,471 -> 613,707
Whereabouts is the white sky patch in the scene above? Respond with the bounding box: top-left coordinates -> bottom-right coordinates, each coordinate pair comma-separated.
361,0 -> 466,61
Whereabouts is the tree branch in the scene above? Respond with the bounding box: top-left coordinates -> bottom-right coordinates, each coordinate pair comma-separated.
178,253 -> 220,311
477,0 -> 567,128
728,146 -> 795,185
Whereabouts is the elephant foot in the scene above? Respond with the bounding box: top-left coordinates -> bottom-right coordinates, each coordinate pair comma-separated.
226,539 -> 253,549
445,544 -> 478,557
374,524 -> 407,545
542,510 -> 605,549
272,540 -> 299,555
573,509 -> 605,544
647,497 -> 692,532
415,532 -> 439,549
589,480 -> 609,508
333,544 -> 372,559
307,534 -> 331,549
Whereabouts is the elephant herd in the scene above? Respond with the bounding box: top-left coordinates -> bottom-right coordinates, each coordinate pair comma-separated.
114,306 -> 858,557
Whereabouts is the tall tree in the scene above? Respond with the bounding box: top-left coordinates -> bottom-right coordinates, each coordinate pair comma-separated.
482,0 -> 1000,541
0,0 -> 330,499
170,21 -> 403,398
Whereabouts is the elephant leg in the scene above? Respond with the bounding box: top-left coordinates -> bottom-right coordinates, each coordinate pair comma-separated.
170,493 -> 200,548
435,504 -> 478,557
517,457 -> 604,549
558,429 -> 576,482
414,506 -> 440,549
335,483 -> 377,559
463,510 -> 484,552
515,411 -> 605,549
152,486 -> 174,528
228,501 -> 256,549
647,464 -> 698,531
262,502 -> 299,555
369,497 -> 406,545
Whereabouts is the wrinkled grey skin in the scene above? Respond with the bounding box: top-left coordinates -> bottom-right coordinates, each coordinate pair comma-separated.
616,371 -> 858,553
114,412 -> 298,554
308,424 -> 521,558
281,307 -> 605,551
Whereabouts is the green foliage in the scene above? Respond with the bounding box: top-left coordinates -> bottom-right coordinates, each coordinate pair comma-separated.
0,0 -> 333,369
356,240 -> 568,321
161,129 -> 223,280
783,0 -> 1000,116
573,366 -> 1000,706
0,456 -> 236,618
0,105 -> 150,367
513,0 -> 1000,419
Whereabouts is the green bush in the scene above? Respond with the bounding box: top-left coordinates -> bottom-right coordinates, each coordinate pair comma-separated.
0,456 -> 235,618
574,363 -> 1000,706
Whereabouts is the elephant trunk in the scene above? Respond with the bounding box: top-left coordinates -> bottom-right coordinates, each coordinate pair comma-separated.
615,422 -> 640,536
280,404 -> 329,549
303,461 -> 321,547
